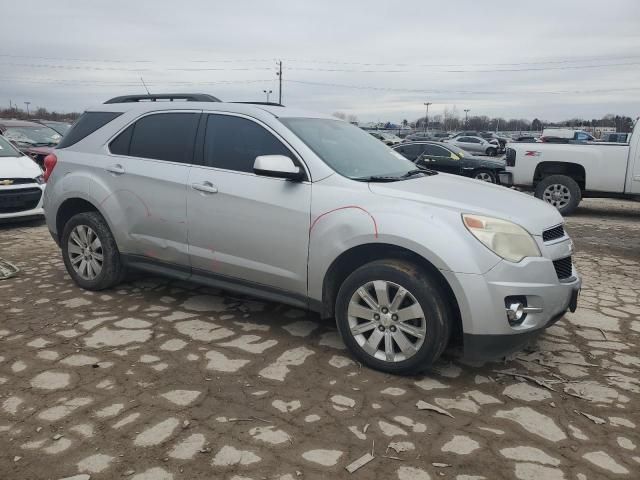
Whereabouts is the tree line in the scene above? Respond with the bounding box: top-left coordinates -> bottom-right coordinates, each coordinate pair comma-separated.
0,106 -> 80,122
412,108 -> 635,133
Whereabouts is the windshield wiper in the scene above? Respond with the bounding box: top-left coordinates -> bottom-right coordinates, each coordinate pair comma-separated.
355,175 -> 404,182
355,168 -> 437,182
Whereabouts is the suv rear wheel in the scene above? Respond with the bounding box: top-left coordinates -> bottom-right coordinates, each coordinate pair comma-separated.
335,259 -> 451,374
61,211 -> 125,290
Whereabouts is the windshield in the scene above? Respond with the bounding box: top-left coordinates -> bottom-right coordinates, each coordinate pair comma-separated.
2,126 -> 61,147
281,118 -> 418,180
0,135 -> 21,157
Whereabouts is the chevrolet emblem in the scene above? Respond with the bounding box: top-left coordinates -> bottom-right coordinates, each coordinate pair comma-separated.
0,179 -> 14,186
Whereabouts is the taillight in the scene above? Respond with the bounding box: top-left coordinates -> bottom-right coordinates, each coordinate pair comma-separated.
43,153 -> 58,182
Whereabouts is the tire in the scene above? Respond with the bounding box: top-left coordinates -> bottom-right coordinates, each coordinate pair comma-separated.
534,175 -> 582,215
61,211 -> 126,290
486,147 -> 497,156
473,169 -> 497,183
335,259 -> 451,374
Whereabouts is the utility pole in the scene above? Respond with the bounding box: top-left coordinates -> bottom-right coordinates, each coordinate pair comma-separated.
24,101 -> 31,116
464,109 -> 470,127
423,102 -> 432,133
263,89 -> 273,102
276,60 -> 282,105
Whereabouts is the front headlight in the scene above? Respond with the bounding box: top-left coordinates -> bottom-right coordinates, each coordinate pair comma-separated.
35,175 -> 45,185
462,214 -> 541,262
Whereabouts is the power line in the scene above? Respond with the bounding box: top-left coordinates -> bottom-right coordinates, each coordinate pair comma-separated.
282,54 -> 640,67
284,79 -> 640,95
284,62 -> 640,73
3,52 -> 640,67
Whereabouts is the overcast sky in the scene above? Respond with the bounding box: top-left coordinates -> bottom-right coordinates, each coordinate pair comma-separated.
2,0 -> 639,123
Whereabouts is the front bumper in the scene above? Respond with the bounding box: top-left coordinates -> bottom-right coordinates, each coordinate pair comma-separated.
442,251 -> 581,361
0,184 -> 45,222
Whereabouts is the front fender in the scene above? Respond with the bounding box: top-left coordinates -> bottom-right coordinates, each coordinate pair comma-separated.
307,181 -> 501,301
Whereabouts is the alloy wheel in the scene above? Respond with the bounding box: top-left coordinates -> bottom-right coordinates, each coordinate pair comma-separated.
67,225 -> 103,280
347,280 -> 427,362
543,184 -> 571,209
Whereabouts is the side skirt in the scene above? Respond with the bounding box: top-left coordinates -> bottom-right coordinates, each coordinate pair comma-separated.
121,254 -> 317,312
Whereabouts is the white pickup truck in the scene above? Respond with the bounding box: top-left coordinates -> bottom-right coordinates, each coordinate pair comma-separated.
506,121 -> 640,214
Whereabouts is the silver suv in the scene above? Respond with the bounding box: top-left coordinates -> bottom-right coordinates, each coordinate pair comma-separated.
43,94 -> 581,374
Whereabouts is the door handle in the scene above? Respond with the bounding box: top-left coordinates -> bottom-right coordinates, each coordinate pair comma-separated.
106,164 -> 125,175
191,182 -> 218,194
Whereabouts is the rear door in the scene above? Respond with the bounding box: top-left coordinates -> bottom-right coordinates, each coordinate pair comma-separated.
186,112 -> 311,300
103,111 -> 200,271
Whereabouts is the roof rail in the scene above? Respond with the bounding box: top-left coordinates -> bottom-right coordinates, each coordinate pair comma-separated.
104,93 -> 221,104
232,101 -> 284,107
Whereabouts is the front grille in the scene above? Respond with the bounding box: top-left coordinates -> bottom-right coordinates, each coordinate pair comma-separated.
543,224 -> 565,242
553,256 -> 573,280
0,187 -> 42,213
0,178 -> 36,186
505,148 -> 516,166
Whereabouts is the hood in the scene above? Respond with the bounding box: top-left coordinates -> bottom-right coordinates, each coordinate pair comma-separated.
368,173 -> 562,236
0,155 -> 43,178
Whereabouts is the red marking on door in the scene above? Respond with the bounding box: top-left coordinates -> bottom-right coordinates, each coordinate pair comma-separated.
309,205 -> 378,238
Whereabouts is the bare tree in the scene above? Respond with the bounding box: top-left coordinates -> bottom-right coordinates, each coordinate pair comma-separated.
332,111 -> 347,120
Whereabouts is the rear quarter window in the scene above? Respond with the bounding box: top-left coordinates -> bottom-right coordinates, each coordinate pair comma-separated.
57,112 -> 123,148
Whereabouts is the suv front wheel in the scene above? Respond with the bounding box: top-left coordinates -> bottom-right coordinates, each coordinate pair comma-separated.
61,211 -> 125,290
335,259 -> 451,374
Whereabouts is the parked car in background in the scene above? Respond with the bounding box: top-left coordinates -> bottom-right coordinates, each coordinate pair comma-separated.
445,135 -> 500,156
478,132 -> 508,152
36,120 -> 73,136
540,128 -> 595,143
393,141 -> 511,184
511,135 -> 539,143
405,131 -> 449,142
506,120 -> 639,215
0,119 -> 62,167
0,134 -> 45,222
44,93 -> 580,374
368,131 -> 403,146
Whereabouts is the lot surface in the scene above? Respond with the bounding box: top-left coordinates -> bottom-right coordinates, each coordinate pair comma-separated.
1,198 -> 639,480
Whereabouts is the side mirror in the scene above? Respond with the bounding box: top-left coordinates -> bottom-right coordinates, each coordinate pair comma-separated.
253,155 -> 304,181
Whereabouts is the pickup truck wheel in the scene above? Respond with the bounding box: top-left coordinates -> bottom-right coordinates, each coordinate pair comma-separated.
486,147 -> 497,156
473,169 -> 496,183
335,259 -> 451,374
61,211 -> 126,291
535,175 -> 582,215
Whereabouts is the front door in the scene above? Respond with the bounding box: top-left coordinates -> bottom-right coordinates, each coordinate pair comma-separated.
187,113 -> 311,301
418,144 -> 463,175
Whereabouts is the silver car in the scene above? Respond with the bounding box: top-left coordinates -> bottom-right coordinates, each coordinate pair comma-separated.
446,135 -> 499,156
43,94 -> 581,374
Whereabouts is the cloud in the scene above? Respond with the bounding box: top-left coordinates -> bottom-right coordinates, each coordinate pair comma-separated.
1,0 -> 639,121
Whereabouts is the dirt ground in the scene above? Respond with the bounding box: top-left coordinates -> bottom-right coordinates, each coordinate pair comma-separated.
0,198 -> 639,480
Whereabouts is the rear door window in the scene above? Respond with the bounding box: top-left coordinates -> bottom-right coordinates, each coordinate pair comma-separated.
110,112 -> 200,164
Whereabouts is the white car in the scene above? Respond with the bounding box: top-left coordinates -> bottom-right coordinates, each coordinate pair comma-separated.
0,135 -> 45,222
445,135 -> 499,156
